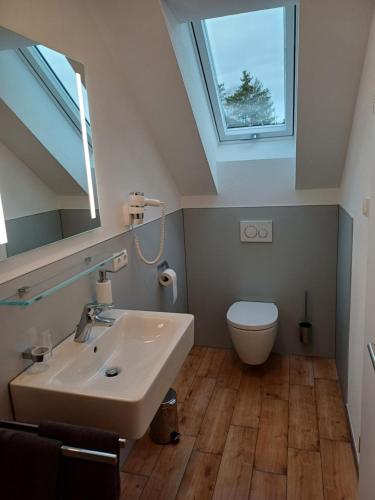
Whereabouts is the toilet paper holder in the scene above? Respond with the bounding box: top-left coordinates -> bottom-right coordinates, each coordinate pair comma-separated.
158,262 -> 178,305
157,260 -> 169,272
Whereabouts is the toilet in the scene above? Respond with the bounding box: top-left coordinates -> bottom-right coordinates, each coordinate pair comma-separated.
226,301 -> 278,365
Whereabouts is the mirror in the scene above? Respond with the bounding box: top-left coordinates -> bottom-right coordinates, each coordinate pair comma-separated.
0,26 -> 100,261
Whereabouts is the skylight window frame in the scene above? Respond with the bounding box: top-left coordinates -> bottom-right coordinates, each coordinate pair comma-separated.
17,46 -> 92,147
192,5 -> 296,142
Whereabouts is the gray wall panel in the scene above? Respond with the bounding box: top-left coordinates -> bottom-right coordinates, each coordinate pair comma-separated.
5,209 -> 102,259
60,209 -> 101,238
6,210 -> 63,257
336,206 -> 353,402
0,210 -> 187,417
183,206 -> 338,356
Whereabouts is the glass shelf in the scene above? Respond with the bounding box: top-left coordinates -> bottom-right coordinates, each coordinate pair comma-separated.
0,250 -> 125,307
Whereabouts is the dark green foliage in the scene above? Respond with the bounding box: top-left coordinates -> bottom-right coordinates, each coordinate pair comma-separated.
219,70 -> 276,128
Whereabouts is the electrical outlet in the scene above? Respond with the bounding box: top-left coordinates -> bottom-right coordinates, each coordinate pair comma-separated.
109,250 -> 128,272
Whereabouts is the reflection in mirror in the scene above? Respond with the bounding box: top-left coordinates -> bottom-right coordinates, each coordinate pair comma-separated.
0,27 -> 100,261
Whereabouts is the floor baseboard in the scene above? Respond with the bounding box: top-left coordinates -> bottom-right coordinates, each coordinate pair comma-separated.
345,403 -> 360,473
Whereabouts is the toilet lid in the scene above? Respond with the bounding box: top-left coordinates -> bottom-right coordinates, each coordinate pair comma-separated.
227,301 -> 278,331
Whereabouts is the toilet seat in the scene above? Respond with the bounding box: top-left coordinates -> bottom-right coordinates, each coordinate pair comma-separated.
227,301 -> 278,331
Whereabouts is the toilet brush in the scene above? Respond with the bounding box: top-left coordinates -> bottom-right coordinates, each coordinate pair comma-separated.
299,291 -> 312,344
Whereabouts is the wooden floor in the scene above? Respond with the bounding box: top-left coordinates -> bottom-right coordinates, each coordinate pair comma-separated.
121,348 -> 358,500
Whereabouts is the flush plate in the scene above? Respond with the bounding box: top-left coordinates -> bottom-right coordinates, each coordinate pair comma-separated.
240,221 -> 273,243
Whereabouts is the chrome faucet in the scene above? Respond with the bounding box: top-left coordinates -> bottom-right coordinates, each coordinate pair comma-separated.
74,304 -> 115,343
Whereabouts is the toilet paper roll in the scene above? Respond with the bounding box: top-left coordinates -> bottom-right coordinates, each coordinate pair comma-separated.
159,268 -> 177,304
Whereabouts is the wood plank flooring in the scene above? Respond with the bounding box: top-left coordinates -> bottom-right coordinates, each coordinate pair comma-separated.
122,348 -> 357,500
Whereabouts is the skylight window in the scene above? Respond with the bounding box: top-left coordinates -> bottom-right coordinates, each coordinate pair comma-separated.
193,6 -> 296,142
18,45 -> 92,144
36,45 -> 91,123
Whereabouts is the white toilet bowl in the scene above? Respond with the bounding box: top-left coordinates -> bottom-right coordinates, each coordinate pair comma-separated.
227,301 -> 278,365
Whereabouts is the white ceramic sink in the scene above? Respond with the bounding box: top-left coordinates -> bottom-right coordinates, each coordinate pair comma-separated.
10,309 -> 194,439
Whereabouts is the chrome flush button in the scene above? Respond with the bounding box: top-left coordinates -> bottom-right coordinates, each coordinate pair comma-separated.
244,225 -> 258,239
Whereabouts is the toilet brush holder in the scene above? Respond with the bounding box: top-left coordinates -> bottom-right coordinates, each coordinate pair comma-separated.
299,321 -> 312,344
299,291 -> 312,345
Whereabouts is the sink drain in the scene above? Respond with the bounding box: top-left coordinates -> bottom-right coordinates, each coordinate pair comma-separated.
105,367 -> 121,377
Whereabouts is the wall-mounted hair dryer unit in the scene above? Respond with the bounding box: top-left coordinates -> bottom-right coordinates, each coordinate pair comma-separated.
126,192 -> 162,226
124,192 -> 166,265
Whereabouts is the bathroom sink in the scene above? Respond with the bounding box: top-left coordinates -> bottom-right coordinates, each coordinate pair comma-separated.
10,309 -> 194,439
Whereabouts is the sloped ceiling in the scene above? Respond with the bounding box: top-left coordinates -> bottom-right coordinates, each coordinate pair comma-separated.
87,0 -> 218,196
87,0 -> 374,193
295,0 -> 374,189
0,100 -> 85,195
165,0 -> 374,190
0,0 -> 372,195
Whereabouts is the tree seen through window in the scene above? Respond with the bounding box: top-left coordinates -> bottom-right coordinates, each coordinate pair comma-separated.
219,70 -> 280,129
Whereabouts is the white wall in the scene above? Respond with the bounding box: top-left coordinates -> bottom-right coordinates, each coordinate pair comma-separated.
339,9 -> 375,459
0,0 -> 181,284
57,196 -> 90,210
165,0 -> 296,22
182,159 -> 339,208
0,140 -> 58,219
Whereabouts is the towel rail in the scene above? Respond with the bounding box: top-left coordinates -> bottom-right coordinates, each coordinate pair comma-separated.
61,445 -> 118,464
0,420 -> 125,465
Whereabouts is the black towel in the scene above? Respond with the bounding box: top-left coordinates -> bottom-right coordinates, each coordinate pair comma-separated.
0,428 -> 62,500
38,421 -> 120,500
